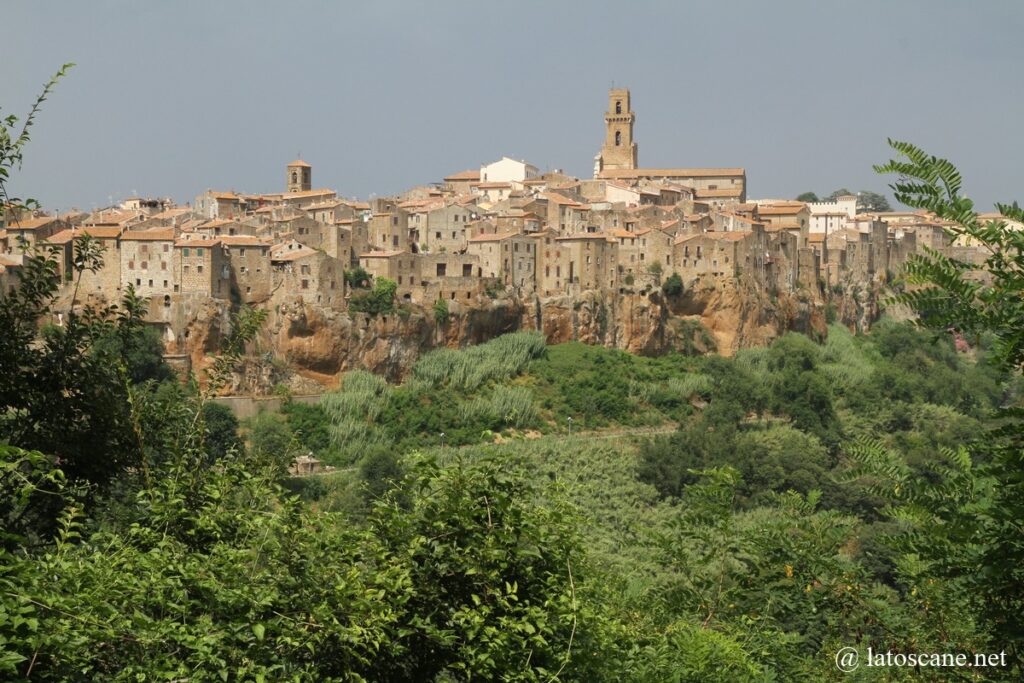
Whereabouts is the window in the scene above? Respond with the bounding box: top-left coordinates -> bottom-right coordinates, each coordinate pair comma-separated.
246,286 -> 252,294
141,261 -> 148,269
148,279 -> 153,287
197,265 -> 204,274
163,244 -> 169,253
184,266 -> 190,274
239,248 -> 246,256
161,262 -> 167,270
240,266 -> 247,274
196,248 -> 204,256
128,260 -> 135,269
301,279 -> 309,289
615,131 -> 621,146
435,231 -> 441,239
135,278 -> 141,286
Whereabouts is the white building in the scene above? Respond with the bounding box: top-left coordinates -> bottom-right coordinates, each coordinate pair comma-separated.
479,156 -> 539,184
808,195 -> 857,234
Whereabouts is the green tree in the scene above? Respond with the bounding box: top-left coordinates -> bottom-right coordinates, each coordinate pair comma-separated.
662,272 -> 683,297
849,139 -> 1024,666
795,191 -> 819,202
200,402 -> 242,462
349,277 -> 397,315
433,297 -> 449,324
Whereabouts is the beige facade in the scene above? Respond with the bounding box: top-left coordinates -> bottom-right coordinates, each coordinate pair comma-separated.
221,235 -> 273,304
466,232 -> 536,287
555,233 -> 618,291
287,160 -> 312,193
120,228 -> 176,302
596,88 -> 638,172
174,237 -> 229,299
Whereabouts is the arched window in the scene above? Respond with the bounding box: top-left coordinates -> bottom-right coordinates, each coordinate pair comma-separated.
615,131 -> 621,146
615,100 -> 622,114
291,172 -> 297,184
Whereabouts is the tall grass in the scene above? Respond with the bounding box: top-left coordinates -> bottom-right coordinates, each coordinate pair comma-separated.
820,324 -> 874,392
321,370 -> 394,463
459,386 -> 538,429
412,331 -> 546,391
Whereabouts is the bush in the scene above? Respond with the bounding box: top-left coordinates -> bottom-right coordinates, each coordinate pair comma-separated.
662,272 -> 684,297
343,266 -> 371,289
433,298 -> 449,324
349,278 -> 396,315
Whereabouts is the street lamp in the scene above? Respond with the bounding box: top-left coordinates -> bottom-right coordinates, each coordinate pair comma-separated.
567,417 -> 573,436
440,432 -> 446,448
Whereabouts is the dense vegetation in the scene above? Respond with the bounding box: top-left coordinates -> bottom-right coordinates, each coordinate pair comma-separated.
2,76 -> 1023,679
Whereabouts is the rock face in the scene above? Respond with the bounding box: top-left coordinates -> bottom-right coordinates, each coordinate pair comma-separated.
171,278 -> 840,394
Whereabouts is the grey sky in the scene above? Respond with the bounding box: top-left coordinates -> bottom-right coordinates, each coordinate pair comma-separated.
3,0 -> 1023,212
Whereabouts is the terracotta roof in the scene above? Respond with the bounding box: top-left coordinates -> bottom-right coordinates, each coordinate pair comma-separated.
175,236 -> 221,247
6,216 -> 61,230
473,182 -> 512,189
122,228 -> 175,241
207,191 -> 240,200
540,191 -> 587,207
599,167 -> 745,179
555,232 -> 610,241
717,212 -> 760,224
675,230 -> 751,244
0,254 -> 21,266
288,159 -> 312,168
219,235 -> 271,247
467,231 -> 521,243
359,250 -> 406,258
808,233 -> 827,243
283,189 -> 335,199
695,188 -> 744,198
758,205 -> 807,215
271,243 -> 317,261
609,229 -> 640,238
444,169 -> 481,181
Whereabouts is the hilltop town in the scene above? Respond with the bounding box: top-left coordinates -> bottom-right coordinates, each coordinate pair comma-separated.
0,89 -> 1007,388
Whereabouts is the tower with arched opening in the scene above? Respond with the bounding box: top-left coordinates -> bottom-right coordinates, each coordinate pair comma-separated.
287,159 -> 312,193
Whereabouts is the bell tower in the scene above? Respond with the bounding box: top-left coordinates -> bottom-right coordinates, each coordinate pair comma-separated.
287,159 -> 312,193
596,88 -> 637,175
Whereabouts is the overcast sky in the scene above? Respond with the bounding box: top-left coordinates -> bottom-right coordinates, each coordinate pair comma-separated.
3,0 -> 1022,212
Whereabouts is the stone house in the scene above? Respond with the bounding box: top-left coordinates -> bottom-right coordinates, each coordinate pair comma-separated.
220,235 -> 273,304
443,169 -> 480,195
421,202 -> 479,254
674,231 -> 750,280
554,233 -> 618,292
533,230 -> 569,296
120,227 -> 176,303
45,226 -> 124,301
466,232 -> 536,287
542,192 -> 590,233
174,236 -> 230,299
358,250 -> 420,289
369,207 -> 412,252
272,242 -> 345,309
4,215 -> 69,251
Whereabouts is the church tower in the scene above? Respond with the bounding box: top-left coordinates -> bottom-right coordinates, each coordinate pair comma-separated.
595,88 -> 637,175
287,159 -> 312,193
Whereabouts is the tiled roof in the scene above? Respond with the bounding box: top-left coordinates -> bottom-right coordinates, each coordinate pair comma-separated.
467,231 -> 520,243
288,159 -> 312,167
122,228 -> 175,241
599,167 -> 745,179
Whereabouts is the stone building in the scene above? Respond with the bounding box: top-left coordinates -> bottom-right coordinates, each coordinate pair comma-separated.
423,202 -> 478,253
272,243 -> 345,309
45,226 -> 124,301
4,215 -> 69,251
174,236 -> 229,299
220,235 -> 273,304
287,159 -> 312,193
554,233 -> 618,292
120,227 -> 176,302
443,169 -> 481,195
466,232 -> 536,287
595,88 -> 638,173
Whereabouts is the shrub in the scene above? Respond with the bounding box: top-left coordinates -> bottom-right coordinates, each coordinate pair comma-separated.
343,266 -> 371,289
433,298 -> 449,325
349,278 -> 396,315
662,272 -> 683,297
